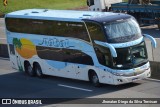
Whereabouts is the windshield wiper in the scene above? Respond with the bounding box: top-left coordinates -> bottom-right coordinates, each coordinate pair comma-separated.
133,59 -> 148,67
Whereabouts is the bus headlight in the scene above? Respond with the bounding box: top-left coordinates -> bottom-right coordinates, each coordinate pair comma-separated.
111,71 -> 134,77
111,72 -> 124,76
111,70 -> 146,77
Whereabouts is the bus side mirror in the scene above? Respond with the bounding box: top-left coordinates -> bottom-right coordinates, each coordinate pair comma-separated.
87,0 -> 94,7
94,40 -> 117,57
143,34 -> 157,48
87,0 -> 90,6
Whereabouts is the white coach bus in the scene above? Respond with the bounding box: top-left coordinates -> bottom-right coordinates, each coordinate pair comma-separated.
5,9 -> 156,86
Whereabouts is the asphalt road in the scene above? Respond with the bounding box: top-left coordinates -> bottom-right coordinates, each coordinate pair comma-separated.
0,59 -> 160,107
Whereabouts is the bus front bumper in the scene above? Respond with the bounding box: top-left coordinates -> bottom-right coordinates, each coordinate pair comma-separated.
112,68 -> 151,85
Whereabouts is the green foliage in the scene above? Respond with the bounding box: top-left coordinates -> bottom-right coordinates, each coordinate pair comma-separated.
0,0 -> 86,14
13,38 -> 22,49
123,0 -> 128,2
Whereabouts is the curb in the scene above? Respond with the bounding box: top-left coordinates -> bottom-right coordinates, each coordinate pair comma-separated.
145,78 -> 160,82
0,57 -> 9,60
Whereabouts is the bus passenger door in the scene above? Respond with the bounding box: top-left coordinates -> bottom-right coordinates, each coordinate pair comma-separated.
65,50 -> 89,80
65,62 -> 77,79
74,51 -> 94,80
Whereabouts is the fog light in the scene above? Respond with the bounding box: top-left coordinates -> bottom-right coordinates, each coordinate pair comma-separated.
147,71 -> 151,76
117,79 -> 123,82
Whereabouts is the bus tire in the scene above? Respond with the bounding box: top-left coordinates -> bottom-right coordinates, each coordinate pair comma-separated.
89,70 -> 101,87
34,63 -> 44,78
24,62 -> 35,77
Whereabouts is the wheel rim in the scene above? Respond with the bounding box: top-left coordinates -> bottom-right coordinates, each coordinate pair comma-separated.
92,75 -> 98,84
28,66 -> 32,74
36,67 -> 41,76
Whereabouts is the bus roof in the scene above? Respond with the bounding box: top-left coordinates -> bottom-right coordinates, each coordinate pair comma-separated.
5,9 -> 131,23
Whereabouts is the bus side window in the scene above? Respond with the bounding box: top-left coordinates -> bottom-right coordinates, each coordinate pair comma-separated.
54,21 -> 90,42
36,46 -> 94,65
85,22 -> 106,42
5,18 -> 90,42
5,18 -> 54,35
95,45 -> 112,67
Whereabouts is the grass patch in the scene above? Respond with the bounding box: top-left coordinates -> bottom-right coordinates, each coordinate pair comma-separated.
0,0 -> 129,14
0,0 -> 86,14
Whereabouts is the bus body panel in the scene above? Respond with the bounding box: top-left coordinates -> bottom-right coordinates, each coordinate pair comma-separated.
7,30 -> 151,85
7,31 -> 110,82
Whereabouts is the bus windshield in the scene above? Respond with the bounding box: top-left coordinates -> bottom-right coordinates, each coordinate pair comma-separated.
104,18 -> 142,43
113,42 -> 148,69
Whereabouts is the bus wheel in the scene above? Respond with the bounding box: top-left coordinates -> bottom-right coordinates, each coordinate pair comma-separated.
25,62 -> 35,76
34,63 -> 43,78
89,71 -> 100,87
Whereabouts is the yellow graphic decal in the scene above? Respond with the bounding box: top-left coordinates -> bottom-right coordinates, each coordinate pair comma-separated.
13,38 -> 37,59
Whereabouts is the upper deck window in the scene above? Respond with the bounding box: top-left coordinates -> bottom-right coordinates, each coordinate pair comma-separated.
5,18 -> 90,42
104,18 -> 142,43
85,22 -> 106,42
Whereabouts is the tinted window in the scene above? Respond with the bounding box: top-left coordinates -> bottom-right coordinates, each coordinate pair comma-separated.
113,42 -> 148,69
6,18 -> 54,35
36,46 -> 94,65
94,45 -> 112,67
86,22 -> 106,42
54,21 -> 90,41
87,0 -> 94,6
104,18 -> 142,43
5,18 -> 90,42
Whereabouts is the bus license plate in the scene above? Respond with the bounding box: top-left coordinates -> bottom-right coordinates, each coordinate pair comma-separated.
132,77 -> 139,81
